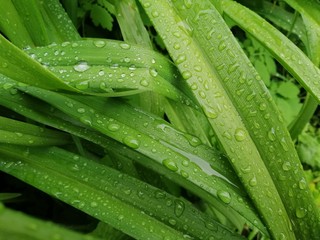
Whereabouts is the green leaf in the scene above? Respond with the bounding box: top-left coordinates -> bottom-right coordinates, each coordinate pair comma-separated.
90,4 -> 113,31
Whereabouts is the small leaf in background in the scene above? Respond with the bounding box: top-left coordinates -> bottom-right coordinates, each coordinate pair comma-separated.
254,58 -> 271,86
90,4 -> 114,31
304,170 -> 320,208
297,124 -> 320,170
270,81 -> 302,125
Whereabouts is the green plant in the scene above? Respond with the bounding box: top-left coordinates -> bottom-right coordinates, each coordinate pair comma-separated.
0,0 -> 319,239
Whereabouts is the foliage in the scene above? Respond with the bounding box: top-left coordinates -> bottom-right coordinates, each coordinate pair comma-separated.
0,0 -> 320,239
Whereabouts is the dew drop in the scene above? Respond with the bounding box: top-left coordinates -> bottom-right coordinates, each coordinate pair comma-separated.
108,123 -> 120,132
280,137 -> 289,151
182,71 -> 192,79
218,41 -> 226,51
93,40 -> 106,48
204,107 -> 218,119
180,170 -> 189,178
268,128 -> 276,141
249,175 -> 257,186
73,61 -> 90,72
162,159 -> 178,172
295,207 -> 307,218
80,116 -> 92,126
122,136 -> 140,149
140,79 -> 150,87
119,43 -> 131,49
151,10 -> 159,17
90,201 -> 98,207
173,42 -> 181,50
77,108 -> 85,113
234,128 -> 246,142
217,190 -> 231,204
149,68 -> 158,77
259,103 -> 267,111
174,200 -> 185,217
168,218 -> 177,226
299,178 -> 307,190
282,162 -> 291,171
228,63 -> 239,73
176,54 -> 186,64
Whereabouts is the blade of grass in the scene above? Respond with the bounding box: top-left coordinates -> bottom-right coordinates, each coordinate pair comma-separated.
215,1 -> 320,237
0,76 -> 268,235
0,1 -> 34,48
0,116 -> 70,146
0,144 -> 243,239
0,203 -> 101,240
139,0 -> 293,238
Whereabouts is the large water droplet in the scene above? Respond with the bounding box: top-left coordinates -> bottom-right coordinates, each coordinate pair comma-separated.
299,178 -> 307,190
176,54 -> 186,64
122,136 -> 140,149
282,162 -> 291,171
217,190 -> 231,204
119,43 -> 131,49
73,61 -> 90,72
162,159 -> 178,172
295,207 -> 307,218
234,128 -> 246,142
182,71 -> 192,80
149,68 -> 158,77
80,116 -> 92,126
108,123 -> 120,132
249,175 -> 257,186
93,40 -> 106,48
268,127 -> 276,141
174,199 -> 185,217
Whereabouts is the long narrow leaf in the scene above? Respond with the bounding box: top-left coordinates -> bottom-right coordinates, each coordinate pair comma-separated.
0,145 -> 242,239
139,1 -> 293,238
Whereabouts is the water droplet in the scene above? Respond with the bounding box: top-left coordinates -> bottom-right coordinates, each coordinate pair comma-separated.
222,131 -> 232,140
190,83 -> 198,90
140,79 -> 149,87
173,42 -> 181,50
268,128 -> 276,141
162,159 -> 178,172
155,190 -> 166,199
180,170 -> 189,178
90,201 -> 98,207
299,178 -> 307,189
80,116 -> 92,126
204,107 -> 218,119
259,103 -> 267,111
280,138 -> 289,151
282,162 -> 291,171
75,81 -> 89,90
217,190 -> 231,204
249,175 -> 257,186
73,61 -> 90,72
218,41 -> 226,51
77,108 -> 85,113
182,71 -> 192,79
174,200 -> 185,217
176,54 -> 186,64
199,90 -> 206,99
168,218 -> 177,226
93,40 -> 106,48
234,128 -> 246,142
149,68 -> 158,77
228,63 -> 239,73
122,136 -> 140,149
151,10 -> 159,17
108,123 -> 120,132
295,207 -> 307,218
119,43 -> 131,49
98,70 -> 105,76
